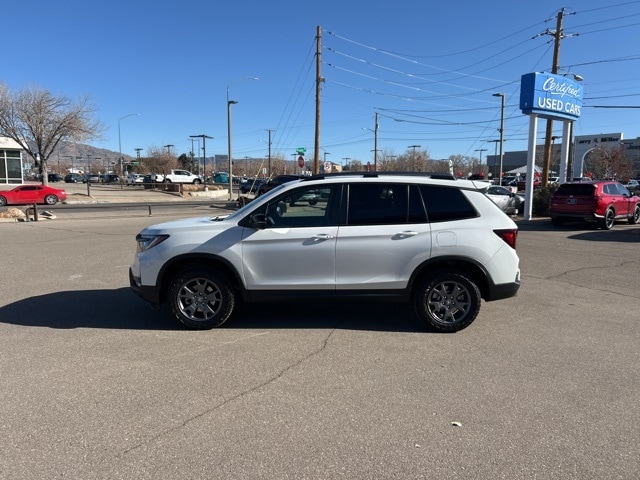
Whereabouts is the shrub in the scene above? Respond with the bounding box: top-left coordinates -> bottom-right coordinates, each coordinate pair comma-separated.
531,184 -> 558,216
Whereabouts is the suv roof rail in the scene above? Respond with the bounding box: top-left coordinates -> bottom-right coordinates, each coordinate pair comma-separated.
303,171 -> 456,181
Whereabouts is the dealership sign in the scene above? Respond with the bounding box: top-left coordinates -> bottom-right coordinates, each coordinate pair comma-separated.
520,72 -> 583,121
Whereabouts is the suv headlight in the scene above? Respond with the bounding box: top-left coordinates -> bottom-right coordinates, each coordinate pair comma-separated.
136,233 -> 169,253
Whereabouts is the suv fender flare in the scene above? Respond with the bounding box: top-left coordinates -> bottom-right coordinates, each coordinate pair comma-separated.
155,253 -> 247,303
409,255 -> 492,300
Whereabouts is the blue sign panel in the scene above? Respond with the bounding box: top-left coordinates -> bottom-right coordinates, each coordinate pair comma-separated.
520,72 -> 583,121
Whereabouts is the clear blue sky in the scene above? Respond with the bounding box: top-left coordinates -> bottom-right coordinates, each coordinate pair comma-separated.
3,0 -> 639,168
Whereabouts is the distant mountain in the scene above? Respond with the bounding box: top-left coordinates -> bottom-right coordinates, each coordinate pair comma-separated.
25,141 -> 133,171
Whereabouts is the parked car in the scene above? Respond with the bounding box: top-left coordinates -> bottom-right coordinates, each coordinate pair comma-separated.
126,173 -> 145,185
83,174 -> 100,183
624,179 -> 640,194
239,179 -> 265,194
101,174 -> 120,183
64,173 -> 84,183
485,185 -> 524,215
130,173 -> 521,333
549,180 -> 640,229
256,174 -> 305,196
517,176 -> 541,190
0,185 -> 67,206
47,173 -> 63,183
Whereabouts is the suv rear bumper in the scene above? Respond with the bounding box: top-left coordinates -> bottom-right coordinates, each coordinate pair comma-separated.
549,211 -> 600,222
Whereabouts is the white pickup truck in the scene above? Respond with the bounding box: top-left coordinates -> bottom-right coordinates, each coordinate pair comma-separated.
153,169 -> 201,184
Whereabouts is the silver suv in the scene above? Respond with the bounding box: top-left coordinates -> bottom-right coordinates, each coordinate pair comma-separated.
130,173 -> 520,332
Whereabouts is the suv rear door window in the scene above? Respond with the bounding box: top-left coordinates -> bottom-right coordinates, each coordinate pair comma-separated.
347,183 -> 409,225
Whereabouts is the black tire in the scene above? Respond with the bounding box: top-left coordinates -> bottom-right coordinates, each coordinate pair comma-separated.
551,217 -> 564,227
193,179 -> 201,185
601,208 -> 615,230
168,267 -> 235,329
628,204 -> 640,225
44,194 -> 58,205
165,179 -> 172,183
0,196 -> 6,206
413,271 -> 481,333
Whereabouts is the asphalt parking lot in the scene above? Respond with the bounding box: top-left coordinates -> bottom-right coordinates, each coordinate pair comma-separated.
0,209 -> 639,479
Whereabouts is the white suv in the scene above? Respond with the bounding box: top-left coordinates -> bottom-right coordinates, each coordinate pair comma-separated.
130,173 -> 520,332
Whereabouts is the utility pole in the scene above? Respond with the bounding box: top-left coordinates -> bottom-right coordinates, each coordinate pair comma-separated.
373,112 -> 379,171
266,129 -> 274,178
542,8 -> 566,187
314,26 -> 323,175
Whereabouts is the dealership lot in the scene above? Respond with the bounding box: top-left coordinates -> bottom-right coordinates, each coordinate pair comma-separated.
0,213 -> 639,479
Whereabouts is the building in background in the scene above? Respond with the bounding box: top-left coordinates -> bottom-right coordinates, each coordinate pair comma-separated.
0,137 -> 24,184
487,131 -> 639,180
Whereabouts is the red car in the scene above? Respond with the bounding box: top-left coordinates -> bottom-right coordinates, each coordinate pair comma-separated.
549,180 -> 640,230
517,176 -> 541,190
0,185 -> 67,206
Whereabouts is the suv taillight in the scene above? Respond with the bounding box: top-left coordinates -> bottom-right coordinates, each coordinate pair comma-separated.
494,229 -> 517,249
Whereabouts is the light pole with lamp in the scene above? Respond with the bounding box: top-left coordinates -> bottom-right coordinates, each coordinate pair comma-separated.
227,77 -> 259,200
190,135 -> 212,181
118,113 -> 140,177
474,148 -> 487,177
492,93 -> 505,185
408,145 -> 421,171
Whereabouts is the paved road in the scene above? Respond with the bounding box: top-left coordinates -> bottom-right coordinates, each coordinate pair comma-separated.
0,213 -> 639,479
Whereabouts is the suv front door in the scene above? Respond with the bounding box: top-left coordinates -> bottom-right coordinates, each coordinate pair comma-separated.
241,185 -> 338,290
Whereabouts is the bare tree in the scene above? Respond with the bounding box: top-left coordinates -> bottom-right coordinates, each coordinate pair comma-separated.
0,82 -> 104,185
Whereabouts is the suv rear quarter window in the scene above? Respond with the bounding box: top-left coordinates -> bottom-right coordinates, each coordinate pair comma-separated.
420,185 -> 477,222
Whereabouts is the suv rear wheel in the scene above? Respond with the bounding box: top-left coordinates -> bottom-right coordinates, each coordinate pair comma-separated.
601,208 -> 615,230
413,272 -> 481,332
168,267 -> 235,329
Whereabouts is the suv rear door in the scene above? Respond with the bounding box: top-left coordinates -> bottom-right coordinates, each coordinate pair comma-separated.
335,183 -> 431,290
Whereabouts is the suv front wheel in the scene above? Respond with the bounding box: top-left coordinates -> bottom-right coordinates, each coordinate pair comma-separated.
413,271 -> 481,332
168,267 -> 235,329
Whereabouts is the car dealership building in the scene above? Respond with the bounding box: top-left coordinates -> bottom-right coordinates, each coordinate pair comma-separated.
487,133 -> 640,180
0,136 -> 24,184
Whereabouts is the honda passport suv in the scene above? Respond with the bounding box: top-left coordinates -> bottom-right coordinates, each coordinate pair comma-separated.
130,173 -> 521,332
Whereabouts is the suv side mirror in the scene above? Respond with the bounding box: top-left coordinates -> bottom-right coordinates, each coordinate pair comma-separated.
251,213 -> 267,230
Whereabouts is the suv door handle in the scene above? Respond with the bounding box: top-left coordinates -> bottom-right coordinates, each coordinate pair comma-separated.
312,233 -> 335,240
399,230 -> 419,236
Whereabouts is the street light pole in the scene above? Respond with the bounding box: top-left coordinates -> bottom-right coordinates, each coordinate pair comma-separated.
493,93 -> 506,185
190,134 -> 213,181
118,113 -> 140,177
475,148 -> 488,176
227,77 -> 259,201
227,99 -> 238,199
408,145 -> 421,172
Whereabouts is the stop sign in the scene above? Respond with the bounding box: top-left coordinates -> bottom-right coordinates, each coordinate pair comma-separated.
298,156 -> 304,168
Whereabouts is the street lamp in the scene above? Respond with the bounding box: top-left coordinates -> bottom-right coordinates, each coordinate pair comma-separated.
164,144 -> 174,155
492,93 -> 505,185
408,145 -> 421,171
118,113 -> 140,177
190,134 -> 213,181
475,148 -> 488,176
227,76 -> 259,200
